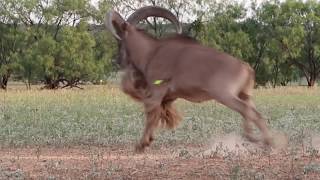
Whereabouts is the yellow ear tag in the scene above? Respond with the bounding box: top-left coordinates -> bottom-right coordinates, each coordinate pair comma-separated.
153,80 -> 163,85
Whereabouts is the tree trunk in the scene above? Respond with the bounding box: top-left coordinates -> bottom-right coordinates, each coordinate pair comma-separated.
272,61 -> 279,88
253,43 -> 266,72
43,77 -> 59,89
307,77 -> 316,87
26,80 -> 31,90
0,75 -> 9,90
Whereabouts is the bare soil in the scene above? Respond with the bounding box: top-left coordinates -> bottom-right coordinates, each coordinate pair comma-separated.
1,143 -> 320,180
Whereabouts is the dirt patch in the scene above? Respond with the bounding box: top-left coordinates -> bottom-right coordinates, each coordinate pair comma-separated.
0,144 -> 320,179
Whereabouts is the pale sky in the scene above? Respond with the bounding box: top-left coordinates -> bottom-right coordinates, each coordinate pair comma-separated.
90,0 -> 274,23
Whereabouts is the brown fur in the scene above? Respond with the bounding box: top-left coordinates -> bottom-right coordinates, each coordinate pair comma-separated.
129,26 -> 272,152
160,100 -> 182,129
120,66 -> 150,101
121,67 -> 182,129
107,7 -> 273,153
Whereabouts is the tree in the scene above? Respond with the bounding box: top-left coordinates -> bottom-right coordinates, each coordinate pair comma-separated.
0,20 -> 25,89
13,0 -> 113,89
1,0 -> 319,88
242,0 -> 300,87
198,2 -> 254,62
56,23 -> 96,88
278,0 -> 320,87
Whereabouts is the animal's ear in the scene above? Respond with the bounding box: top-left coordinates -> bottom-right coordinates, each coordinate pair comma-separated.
112,21 -> 129,38
111,20 -> 123,38
105,11 -> 126,40
121,22 -> 129,32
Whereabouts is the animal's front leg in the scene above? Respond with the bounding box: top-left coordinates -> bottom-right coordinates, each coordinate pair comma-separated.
135,105 -> 162,153
134,84 -> 168,153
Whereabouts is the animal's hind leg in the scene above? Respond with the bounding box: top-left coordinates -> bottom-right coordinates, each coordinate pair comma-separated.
242,118 -> 259,142
238,92 -> 259,142
215,94 -> 272,146
248,106 -> 273,146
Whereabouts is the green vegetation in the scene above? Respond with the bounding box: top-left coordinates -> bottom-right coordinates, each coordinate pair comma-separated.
0,0 -> 116,89
1,0 -> 320,90
1,1 -> 320,178
1,86 -> 319,147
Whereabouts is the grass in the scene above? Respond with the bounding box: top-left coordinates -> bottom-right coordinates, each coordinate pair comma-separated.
1,85 -> 320,148
1,85 -> 320,179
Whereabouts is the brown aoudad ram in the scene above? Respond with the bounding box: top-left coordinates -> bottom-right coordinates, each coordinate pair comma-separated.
105,6 -> 273,152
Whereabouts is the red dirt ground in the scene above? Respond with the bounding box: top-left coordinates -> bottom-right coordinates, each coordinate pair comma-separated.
1,144 -> 320,179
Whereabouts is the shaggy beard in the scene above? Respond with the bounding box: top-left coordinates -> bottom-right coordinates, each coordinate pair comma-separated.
120,67 -> 182,129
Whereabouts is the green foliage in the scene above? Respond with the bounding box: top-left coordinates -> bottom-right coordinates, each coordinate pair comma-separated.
92,31 -> 117,82
277,0 -> 320,86
1,0 -> 320,88
0,0 -> 117,89
198,0 -> 315,87
58,25 -> 96,80
0,22 -> 26,89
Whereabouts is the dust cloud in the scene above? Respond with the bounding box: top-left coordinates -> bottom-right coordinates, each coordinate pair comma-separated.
309,133 -> 320,151
202,131 -> 289,157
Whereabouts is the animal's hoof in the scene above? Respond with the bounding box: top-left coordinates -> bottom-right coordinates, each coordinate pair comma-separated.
243,133 -> 259,143
135,144 -> 145,153
263,137 -> 274,147
149,136 -> 154,143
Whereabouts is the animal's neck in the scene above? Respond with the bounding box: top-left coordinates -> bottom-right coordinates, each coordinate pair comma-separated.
126,34 -> 157,73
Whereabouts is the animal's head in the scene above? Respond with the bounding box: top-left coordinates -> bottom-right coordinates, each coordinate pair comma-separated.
105,6 -> 182,69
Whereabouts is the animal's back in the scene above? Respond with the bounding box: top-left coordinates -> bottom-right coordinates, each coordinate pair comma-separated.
162,43 -> 250,101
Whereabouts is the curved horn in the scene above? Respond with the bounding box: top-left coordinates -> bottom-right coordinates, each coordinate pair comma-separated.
105,11 -> 125,40
127,6 -> 182,34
